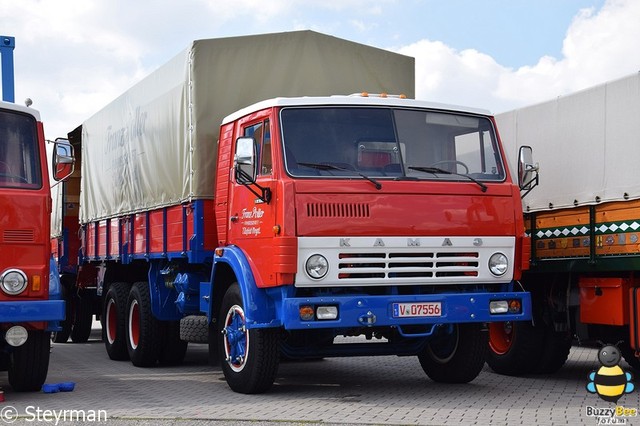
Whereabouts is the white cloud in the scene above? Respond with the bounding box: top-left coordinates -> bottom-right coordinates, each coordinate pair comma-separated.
495,0 -> 640,107
398,40 -> 508,110
2,0 -> 639,140
402,0 -> 640,113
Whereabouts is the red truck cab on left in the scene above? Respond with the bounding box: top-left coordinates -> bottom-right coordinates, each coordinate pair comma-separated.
0,35 -> 67,391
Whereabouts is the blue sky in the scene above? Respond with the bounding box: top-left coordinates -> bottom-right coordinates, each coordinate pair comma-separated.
0,0 -> 636,139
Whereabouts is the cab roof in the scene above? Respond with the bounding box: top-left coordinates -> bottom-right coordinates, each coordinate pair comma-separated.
0,100 -> 41,120
221,94 -> 492,125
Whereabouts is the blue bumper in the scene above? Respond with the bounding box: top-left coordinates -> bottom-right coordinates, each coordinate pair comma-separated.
0,300 -> 66,323
280,291 -> 531,330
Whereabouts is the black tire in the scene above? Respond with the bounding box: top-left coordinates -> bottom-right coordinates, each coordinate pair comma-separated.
52,281 -> 73,343
158,320 -> 188,366
9,330 -> 51,391
620,341 -> 640,373
486,321 -> 545,376
533,329 -> 571,374
418,323 -> 487,383
70,293 -> 93,343
103,282 -> 130,360
180,315 -> 209,343
126,281 -> 160,367
218,283 -> 280,394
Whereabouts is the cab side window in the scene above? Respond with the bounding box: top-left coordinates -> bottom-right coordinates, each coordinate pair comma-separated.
243,119 -> 272,176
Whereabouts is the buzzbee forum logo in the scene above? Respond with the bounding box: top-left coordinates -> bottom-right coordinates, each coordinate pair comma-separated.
585,344 -> 638,425
586,344 -> 634,403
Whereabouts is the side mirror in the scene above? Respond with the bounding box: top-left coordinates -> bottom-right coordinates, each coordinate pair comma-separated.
234,137 -> 257,184
518,145 -> 538,195
52,138 -> 75,182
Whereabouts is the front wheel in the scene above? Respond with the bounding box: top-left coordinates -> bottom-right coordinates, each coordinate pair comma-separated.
418,323 -> 487,383
487,321 -> 544,376
218,283 -> 279,394
9,330 -> 51,391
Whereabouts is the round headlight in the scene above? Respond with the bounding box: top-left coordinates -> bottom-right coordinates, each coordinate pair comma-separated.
488,253 -> 509,276
305,254 -> 329,279
1,269 -> 28,295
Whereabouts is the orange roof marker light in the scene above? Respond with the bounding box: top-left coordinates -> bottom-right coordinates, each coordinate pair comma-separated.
351,92 -> 408,99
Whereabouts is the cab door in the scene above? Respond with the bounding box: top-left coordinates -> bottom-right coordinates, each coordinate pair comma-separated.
227,115 -> 279,286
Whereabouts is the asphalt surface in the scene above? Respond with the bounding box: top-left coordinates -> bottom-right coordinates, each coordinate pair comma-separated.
0,324 -> 637,426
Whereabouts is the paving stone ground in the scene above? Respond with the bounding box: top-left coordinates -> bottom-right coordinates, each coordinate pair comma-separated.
0,325 -> 636,426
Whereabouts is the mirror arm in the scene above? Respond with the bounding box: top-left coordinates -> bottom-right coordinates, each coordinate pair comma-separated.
520,173 -> 539,199
236,167 -> 272,204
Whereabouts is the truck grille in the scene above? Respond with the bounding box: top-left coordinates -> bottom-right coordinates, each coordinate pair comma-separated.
337,251 -> 479,280
3,229 -> 35,243
306,202 -> 370,218
295,236 -> 515,287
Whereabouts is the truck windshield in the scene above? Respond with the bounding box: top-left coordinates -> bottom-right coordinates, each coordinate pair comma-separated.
0,109 -> 42,189
281,106 -> 505,182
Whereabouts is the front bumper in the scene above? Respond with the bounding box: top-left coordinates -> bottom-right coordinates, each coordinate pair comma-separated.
280,291 -> 531,330
0,300 -> 66,323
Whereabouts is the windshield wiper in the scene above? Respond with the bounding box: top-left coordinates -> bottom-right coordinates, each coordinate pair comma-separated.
298,162 -> 382,190
408,166 -> 487,192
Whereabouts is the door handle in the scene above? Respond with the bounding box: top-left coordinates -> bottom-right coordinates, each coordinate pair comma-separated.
230,215 -> 238,222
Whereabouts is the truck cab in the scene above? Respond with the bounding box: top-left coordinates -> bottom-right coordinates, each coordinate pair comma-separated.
213,95 -> 532,392
0,100 -> 66,391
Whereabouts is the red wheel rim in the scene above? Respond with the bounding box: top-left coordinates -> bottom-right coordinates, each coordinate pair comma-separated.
106,299 -> 117,344
489,322 -> 513,355
128,300 -> 140,349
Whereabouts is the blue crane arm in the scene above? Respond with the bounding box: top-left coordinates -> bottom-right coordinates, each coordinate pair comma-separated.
0,36 -> 15,103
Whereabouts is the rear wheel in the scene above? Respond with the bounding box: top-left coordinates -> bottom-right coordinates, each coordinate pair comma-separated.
70,292 -> 93,343
218,283 -> 280,394
487,321 -> 544,376
9,330 -> 51,391
418,323 -> 487,383
534,328 -> 571,374
126,281 -> 160,367
620,341 -> 640,372
103,282 -> 130,360
51,280 -> 73,343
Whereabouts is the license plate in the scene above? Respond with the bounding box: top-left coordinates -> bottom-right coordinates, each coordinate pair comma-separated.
392,302 -> 442,318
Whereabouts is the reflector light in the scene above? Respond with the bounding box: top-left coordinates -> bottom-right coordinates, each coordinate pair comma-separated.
299,305 -> 315,321
32,274 -> 41,291
508,299 -> 522,313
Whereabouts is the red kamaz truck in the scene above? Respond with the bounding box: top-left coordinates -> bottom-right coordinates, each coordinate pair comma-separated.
490,72 -> 640,375
0,35 -> 67,391
53,31 -> 533,394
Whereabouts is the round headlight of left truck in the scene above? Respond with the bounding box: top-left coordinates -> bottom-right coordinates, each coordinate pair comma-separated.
488,253 -> 509,276
1,268 -> 28,295
306,254 -> 329,279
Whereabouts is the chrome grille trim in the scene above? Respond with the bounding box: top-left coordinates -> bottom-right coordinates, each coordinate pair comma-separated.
296,236 -> 515,287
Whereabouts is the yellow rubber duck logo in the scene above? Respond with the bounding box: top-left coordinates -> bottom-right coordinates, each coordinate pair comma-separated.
587,344 -> 634,403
